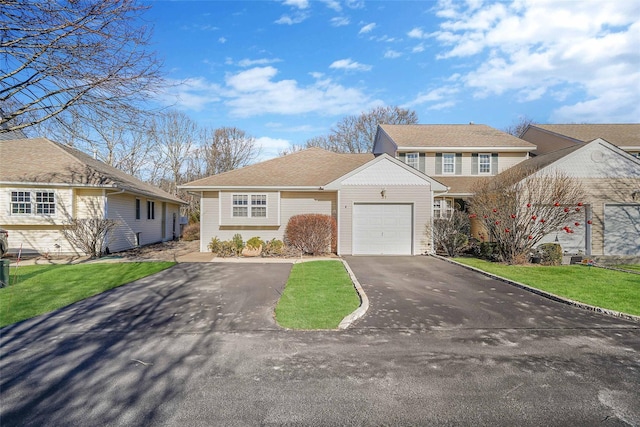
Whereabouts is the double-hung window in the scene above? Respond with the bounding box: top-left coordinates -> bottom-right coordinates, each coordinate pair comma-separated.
232,195 -> 249,217
251,195 -> 267,217
11,191 -> 32,214
478,153 -> 491,174
11,190 -> 56,215
442,153 -> 455,174
233,194 -> 267,218
35,191 -> 55,214
405,152 -> 419,170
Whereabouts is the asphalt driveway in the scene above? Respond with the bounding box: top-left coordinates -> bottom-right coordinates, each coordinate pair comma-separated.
344,256 -> 635,331
1,259 -> 639,426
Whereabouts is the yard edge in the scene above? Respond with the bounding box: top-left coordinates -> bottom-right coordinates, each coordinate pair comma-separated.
338,259 -> 370,330
434,255 -> 640,323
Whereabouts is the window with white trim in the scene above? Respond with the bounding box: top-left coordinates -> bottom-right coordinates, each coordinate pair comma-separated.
442,153 -> 455,174
11,191 -> 32,214
251,194 -> 267,217
405,152 -> 419,170
233,194 -> 267,218
35,191 -> 56,214
433,198 -> 454,219
232,195 -> 248,217
478,153 -> 491,174
11,190 -> 56,215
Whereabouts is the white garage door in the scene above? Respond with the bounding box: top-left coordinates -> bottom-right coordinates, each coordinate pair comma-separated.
353,204 -> 413,255
604,204 -> 640,256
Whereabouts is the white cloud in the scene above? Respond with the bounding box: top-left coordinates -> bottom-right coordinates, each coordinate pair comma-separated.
160,78 -> 223,111
237,58 -> 282,67
275,11 -> 309,25
384,49 -> 402,59
329,58 -> 372,71
359,23 -> 376,34
255,136 -> 292,161
404,86 -> 460,108
282,0 -> 308,9
223,66 -> 382,117
407,27 -> 427,39
218,37 -> 227,44
431,0 -> 640,122
412,44 -> 425,53
330,16 -> 350,27
321,0 -> 342,12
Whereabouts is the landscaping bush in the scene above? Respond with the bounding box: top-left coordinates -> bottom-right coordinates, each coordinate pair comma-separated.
218,240 -> 237,257
538,243 -> 563,266
182,223 -> 200,241
284,214 -> 337,255
477,242 -> 499,261
246,236 -> 264,250
231,233 -> 244,254
207,237 -> 222,254
262,239 -> 285,257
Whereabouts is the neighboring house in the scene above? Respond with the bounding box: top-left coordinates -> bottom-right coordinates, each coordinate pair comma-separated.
521,124 -> 640,158
372,124 -> 536,218
180,147 -> 447,256
0,137 -> 184,256
509,138 -> 640,256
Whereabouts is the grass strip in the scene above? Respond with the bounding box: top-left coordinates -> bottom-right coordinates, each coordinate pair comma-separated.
275,260 -> 360,329
453,257 -> 640,316
0,262 -> 175,327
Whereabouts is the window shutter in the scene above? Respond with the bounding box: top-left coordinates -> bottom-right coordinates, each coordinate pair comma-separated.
455,153 -> 462,175
491,153 -> 498,174
435,153 -> 442,175
471,153 -> 478,175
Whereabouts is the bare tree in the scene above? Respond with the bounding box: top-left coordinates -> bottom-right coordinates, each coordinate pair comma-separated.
150,110 -> 199,194
0,0 -> 163,133
469,166 -> 586,263
278,143 -> 305,157
201,126 -> 260,175
503,115 -> 536,137
428,209 -> 471,257
306,106 -> 418,153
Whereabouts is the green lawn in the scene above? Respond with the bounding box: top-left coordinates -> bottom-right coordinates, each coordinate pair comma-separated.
275,260 -> 360,329
453,257 -> 640,316
614,264 -> 640,272
0,262 -> 175,327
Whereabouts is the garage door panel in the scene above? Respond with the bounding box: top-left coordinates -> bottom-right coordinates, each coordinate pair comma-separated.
605,204 -> 640,256
353,204 -> 413,255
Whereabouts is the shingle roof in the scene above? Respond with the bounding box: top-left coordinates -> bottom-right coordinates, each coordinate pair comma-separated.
0,138 -> 184,204
182,147 -> 374,188
512,144 -> 583,173
531,124 -> 640,147
379,124 -> 536,149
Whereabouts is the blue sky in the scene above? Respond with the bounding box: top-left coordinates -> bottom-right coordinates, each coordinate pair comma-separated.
146,0 -> 640,159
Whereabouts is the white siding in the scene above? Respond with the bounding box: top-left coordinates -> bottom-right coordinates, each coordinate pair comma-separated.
199,191 -> 336,252
338,186 -> 432,255
0,185 -> 73,226
106,193 -> 180,253
218,191 -> 280,226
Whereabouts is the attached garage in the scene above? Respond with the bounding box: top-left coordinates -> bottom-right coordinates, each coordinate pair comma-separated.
352,203 -> 413,255
604,204 -> 640,256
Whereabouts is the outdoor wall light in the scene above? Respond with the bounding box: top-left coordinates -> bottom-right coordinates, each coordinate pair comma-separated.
381,189 -> 386,199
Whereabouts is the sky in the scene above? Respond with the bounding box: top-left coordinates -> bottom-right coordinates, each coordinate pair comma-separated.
145,0 -> 640,160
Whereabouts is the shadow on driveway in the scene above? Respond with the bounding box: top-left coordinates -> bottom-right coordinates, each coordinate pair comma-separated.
0,263 -> 291,426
